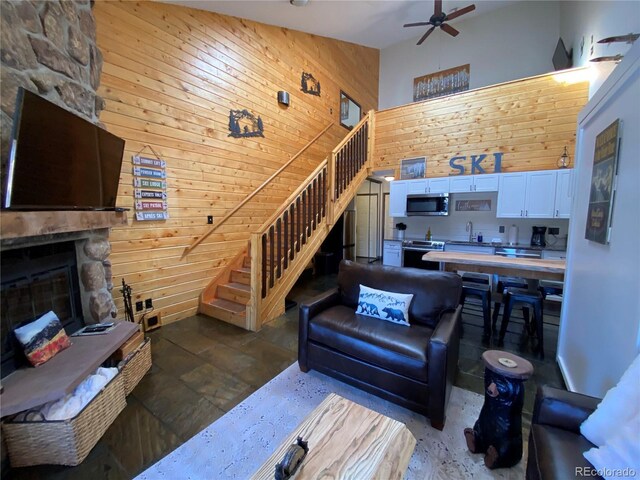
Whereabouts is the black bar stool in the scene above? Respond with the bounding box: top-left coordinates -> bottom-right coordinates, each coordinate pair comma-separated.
492,278 -> 532,334
460,274 -> 492,340
498,287 -> 545,358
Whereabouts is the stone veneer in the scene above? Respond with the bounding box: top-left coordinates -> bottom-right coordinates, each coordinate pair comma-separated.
78,231 -> 117,322
0,0 -> 104,166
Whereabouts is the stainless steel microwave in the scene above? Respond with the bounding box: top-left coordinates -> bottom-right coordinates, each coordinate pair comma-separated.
406,193 -> 449,216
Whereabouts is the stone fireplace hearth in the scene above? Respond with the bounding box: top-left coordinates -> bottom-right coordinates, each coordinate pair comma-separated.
1,210 -> 127,373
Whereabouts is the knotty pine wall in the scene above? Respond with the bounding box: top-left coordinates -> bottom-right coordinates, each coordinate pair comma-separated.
94,1 -> 378,324
374,72 -> 589,177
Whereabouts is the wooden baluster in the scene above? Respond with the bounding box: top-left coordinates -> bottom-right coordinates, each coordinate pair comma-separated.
290,204 -> 295,259
301,190 -> 307,245
276,218 -> 282,279
363,124 -> 368,167
269,226 -> 275,289
320,168 -> 326,218
313,177 -> 318,230
261,233 -> 267,298
283,211 -> 289,270
336,150 -> 342,198
296,196 -> 301,251
306,185 -> 312,237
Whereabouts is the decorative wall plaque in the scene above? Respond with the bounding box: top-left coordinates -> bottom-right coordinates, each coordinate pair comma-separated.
413,64 -> 470,102
301,72 -> 321,96
228,109 -> 264,138
585,119 -> 619,245
132,146 -> 169,221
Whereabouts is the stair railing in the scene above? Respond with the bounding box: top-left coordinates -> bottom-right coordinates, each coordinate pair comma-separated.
248,110 -> 375,328
182,122 -> 334,258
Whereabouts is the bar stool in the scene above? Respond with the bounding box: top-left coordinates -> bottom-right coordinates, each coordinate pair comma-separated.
492,278 -> 532,334
498,287 -> 544,358
460,280 -> 492,340
538,280 -> 564,299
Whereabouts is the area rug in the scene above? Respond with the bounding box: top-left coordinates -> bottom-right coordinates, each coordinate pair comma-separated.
136,364 -> 526,479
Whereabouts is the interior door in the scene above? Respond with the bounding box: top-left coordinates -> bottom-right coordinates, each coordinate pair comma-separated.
356,194 -> 379,259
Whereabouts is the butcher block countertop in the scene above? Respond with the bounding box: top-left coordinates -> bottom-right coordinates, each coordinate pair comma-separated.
424,251 -> 565,280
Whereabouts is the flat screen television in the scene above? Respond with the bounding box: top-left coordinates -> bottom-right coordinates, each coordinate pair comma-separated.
3,88 -> 125,210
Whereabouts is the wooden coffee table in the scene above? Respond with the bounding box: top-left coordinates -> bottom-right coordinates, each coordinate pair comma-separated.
251,393 -> 416,479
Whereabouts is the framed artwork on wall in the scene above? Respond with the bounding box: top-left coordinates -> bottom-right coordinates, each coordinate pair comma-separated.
400,157 -> 426,179
413,64 -> 470,102
585,119 -> 620,245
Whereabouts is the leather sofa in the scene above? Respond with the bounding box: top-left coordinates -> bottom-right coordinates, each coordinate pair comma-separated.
298,260 -> 463,430
527,385 -> 602,479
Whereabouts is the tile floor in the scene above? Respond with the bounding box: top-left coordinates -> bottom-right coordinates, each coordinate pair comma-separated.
5,271 -> 564,479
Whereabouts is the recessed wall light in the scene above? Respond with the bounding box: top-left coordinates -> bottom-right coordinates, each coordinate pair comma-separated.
290,0 -> 309,6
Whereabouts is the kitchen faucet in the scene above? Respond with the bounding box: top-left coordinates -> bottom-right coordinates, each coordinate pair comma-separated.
466,221 -> 473,242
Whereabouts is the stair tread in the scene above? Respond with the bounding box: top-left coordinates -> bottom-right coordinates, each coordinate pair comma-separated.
207,298 -> 246,313
235,267 -> 251,273
224,282 -> 251,292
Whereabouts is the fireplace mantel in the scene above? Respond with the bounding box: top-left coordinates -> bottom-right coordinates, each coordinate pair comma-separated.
0,210 -> 127,245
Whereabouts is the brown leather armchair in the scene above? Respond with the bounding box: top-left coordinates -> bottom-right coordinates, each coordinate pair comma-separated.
527,385 -> 602,479
298,260 -> 462,430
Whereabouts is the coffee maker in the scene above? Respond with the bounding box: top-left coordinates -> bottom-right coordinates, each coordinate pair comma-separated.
531,226 -> 547,247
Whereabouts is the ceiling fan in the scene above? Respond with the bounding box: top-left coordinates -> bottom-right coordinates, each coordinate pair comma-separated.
404,0 -> 476,45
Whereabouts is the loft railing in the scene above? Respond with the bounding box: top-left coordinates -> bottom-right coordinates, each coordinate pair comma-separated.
182,122 -> 334,258
248,111 -> 374,327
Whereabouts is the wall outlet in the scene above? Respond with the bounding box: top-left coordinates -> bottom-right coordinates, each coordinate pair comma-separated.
135,301 -> 144,312
549,227 -> 560,235
207,215 -> 213,224
145,298 -> 153,309
499,225 -> 505,233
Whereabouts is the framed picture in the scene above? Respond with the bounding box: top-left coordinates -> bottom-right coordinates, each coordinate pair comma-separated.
400,157 -> 426,180
585,119 -> 620,245
413,64 -> 470,102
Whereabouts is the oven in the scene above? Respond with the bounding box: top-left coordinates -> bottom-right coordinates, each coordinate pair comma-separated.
402,240 -> 445,270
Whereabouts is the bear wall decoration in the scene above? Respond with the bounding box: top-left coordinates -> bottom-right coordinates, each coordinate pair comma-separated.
228,109 -> 264,138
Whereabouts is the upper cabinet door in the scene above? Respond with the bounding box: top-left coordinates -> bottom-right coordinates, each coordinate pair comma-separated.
389,181 -> 408,217
449,176 -> 474,193
473,174 -> 500,192
554,169 -> 573,218
497,173 -> 527,217
427,177 -> 450,194
406,179 -> 428,194
525,170 -> 557,218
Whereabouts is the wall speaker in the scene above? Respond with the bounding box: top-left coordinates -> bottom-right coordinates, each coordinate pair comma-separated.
277,91 -> 290,106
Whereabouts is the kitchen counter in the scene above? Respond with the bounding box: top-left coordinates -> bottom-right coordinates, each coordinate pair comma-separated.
441,240 -> 566,252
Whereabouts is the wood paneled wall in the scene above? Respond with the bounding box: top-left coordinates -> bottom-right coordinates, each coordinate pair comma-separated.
373,72 -> 589,177
94,1 -> 379,324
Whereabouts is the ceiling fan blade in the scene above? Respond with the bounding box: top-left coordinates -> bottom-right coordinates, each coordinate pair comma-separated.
417,26 -> 436,45
445,4 -> 476,21
441,23 -> 459,37
404,22 -> 432,28
434,0 -> 442,16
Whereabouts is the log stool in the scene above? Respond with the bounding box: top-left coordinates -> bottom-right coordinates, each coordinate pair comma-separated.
464,350 -> 534,469
499,288 -> 544,358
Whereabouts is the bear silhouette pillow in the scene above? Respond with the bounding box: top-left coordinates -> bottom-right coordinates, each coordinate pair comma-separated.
356,284 -> 413,326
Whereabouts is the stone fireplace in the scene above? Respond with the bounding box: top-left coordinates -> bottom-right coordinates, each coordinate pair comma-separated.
0,210 -> 126,375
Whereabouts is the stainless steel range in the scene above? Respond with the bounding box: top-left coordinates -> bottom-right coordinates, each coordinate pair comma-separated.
402,240 -> 445,270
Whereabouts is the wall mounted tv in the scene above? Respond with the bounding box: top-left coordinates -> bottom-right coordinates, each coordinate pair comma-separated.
3,88 -> 125,211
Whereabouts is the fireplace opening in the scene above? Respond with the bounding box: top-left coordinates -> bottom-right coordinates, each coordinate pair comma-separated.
1,241 -> 84,377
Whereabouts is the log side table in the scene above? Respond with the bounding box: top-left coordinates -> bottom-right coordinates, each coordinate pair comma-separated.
464,350 -> 534,469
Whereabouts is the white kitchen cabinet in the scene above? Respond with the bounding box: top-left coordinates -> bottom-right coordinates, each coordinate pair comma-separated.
449,176 -> 474,193
383,240 -> 403,266
407,179 -> 428,194
449,174 -> 499,193
525,170 -> 557,218
427,177 -> 450,193
389,181 -> 408,217
554,169 -> 573,218
497,173 -> 527,217
542,250 -> 567,260
473,174 -> 500,192
497,170 -> 562,218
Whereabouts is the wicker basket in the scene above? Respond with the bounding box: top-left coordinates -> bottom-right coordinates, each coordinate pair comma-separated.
2,373 -> 126,467
120,338 -> 151,395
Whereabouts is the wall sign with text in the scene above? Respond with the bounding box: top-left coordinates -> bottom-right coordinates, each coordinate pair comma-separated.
132,153 -> 169,221
449,153 -> 503,175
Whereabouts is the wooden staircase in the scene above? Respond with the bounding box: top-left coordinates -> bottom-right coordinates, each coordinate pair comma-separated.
196,111 -> 375,331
